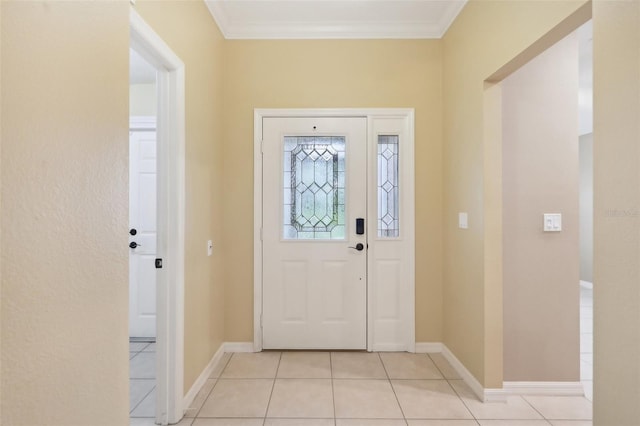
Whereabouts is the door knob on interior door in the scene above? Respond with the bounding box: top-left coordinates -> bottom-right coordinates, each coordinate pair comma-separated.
129,242 -> 140,249
349,243 -> 365,251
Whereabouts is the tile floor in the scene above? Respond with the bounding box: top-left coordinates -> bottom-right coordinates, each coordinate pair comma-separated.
580,281 -> 593,401
130,341 -> 157,418
130,283 -> 593,425
131,351 -> 593,426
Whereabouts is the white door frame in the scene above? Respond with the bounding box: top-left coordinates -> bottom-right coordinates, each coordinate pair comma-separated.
130,10 -> 185,425
254,108 -> 415,353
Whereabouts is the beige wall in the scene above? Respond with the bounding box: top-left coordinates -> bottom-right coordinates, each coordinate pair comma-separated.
222,40 -> 443,342
1,1 -> 227,423
1,2 -> 130,424
502,32 -> 580,382
130,83 -> 157,117
579,133 -> 593,283
442,0 -> 589,387
1,1 -> 4,422
593,0 -> 640,422
134,0 -> 227,392
2,1 -> 640,423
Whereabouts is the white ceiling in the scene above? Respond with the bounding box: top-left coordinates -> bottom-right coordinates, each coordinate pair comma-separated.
205,0 -> 467,39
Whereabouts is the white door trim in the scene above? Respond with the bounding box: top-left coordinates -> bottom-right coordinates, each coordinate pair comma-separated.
131,10 -> 186,425
254,108 -> 415,353
130,115 -> 157,131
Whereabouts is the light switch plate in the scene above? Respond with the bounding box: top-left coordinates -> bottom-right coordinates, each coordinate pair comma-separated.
543,213 -> 562,232
207,240 -> 213,256
459,212 -> 468,229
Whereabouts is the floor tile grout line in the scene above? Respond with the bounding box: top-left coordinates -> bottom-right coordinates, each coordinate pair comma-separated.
377,352 -> 409,425
192,352 -> 233,420
191,377 -> 218,419
426,352 -> 448,380
520,394 -> 550,421
444,377 -> 480,423
262,351 -> 282,425
329,352 -> 337,425
130,383 -> 157,415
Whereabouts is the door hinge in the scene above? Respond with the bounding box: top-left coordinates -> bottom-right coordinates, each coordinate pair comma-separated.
261,139 -> 264,154
260,314 -> 263,328
155,258 -> 163,269
260,227 -> 263,241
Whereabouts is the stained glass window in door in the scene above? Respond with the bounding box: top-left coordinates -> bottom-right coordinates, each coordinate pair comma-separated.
378,135 -> 399,238
283,136 -> 346,240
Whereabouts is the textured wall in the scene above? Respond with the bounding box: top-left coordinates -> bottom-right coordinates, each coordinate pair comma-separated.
502,32 -> 580,382
1,2 -> 130,424
134,0 -> 227,393
442,0 -> 589,386
222,39 -> 444,343
593,0 -> 640,422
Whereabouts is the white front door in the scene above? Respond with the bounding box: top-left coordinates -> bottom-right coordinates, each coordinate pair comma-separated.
129,129 -> 157,338
262,117 -> 368,349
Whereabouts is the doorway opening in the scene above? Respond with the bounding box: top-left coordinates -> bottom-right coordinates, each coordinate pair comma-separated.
485,11 -> 592,402
130,9 -> 186,425
577,19 -> 593,401
129,46 -> 159,419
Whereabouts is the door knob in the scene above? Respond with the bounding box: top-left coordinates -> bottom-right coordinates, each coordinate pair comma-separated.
129,242 -> 140,249
129,228 -> 137,236
349,243 -> 364,251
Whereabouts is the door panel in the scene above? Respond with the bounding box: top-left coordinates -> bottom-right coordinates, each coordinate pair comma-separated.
282,260 -> 308,322
367,117 -> 415,352
262,117 -> 367,350
376,261 -> 401,320
321,260 -> 347,320
129,130 -> 157,338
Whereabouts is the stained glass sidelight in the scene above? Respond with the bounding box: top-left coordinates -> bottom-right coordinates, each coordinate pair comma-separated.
283,136 -> 346,240
378,135 -> 399,238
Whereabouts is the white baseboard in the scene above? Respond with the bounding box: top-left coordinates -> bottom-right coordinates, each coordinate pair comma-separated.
224,341 -> 255,353
439,345 -> 506,402
414,342 -> 444,353
503,381 -> 585,396
183,341 -> 256,411
414,342 -> 502,401
580,280 -> 593,289
183,343 -> 226,410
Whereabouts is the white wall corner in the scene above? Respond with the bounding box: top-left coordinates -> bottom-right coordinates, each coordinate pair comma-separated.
503,381 -> 586,396
182,343 -> 226,410
224,342 -> 256,353
414,342 -> 444,353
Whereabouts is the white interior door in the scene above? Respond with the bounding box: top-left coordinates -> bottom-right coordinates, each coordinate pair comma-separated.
129,129 -> 157,338
262,117 -> 368,349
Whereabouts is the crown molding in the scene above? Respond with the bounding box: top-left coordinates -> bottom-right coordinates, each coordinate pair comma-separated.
436,0 -> 467,37
205,0 -> 467,40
